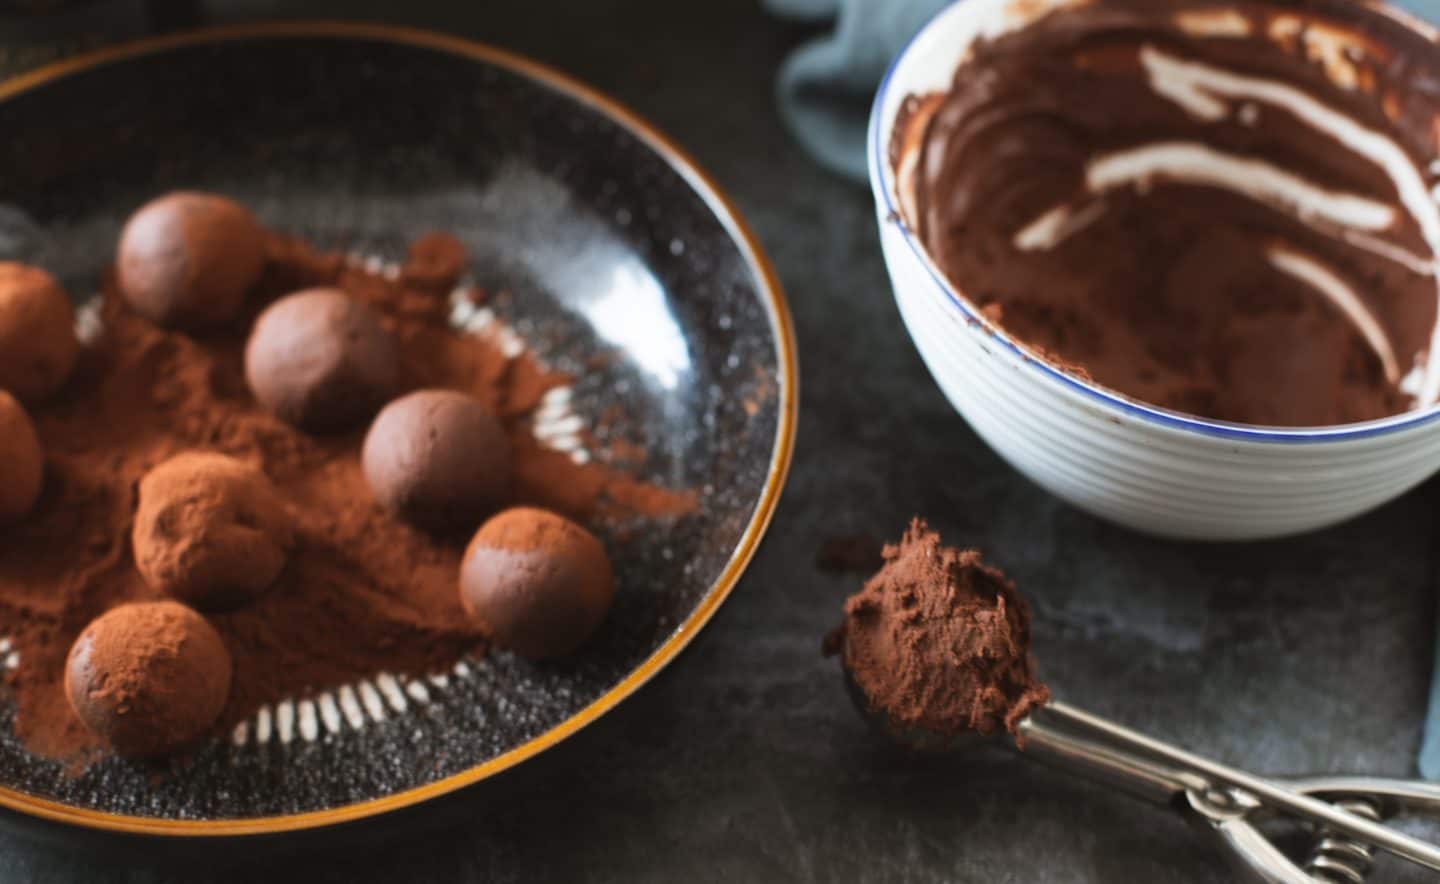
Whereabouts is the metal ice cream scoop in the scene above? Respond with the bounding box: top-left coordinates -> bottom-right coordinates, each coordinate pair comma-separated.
843,668 -> 1440,882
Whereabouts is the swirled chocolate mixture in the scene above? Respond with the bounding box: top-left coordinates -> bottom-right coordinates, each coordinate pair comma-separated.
892,1 -> 1440,426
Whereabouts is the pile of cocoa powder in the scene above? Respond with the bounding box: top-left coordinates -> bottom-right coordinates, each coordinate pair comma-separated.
828,519 -> 1049,738
0,231 -> 693,762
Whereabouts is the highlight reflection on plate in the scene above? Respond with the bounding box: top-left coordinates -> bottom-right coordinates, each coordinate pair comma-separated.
467,162 -> 693,392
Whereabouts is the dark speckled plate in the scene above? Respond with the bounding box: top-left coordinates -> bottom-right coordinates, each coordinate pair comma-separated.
0,23 -> 796,835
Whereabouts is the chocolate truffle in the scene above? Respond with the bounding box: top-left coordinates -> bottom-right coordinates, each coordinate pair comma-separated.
244,288 -> 400,431
0,390 -> 44,523
832,519 -> 1049,738
132,452 -> 295,611
0,262 -> 78,403
460,507 -> 614,659
65,601 -> 232,757
362,389 -> 511,529
117,191 -> 267,330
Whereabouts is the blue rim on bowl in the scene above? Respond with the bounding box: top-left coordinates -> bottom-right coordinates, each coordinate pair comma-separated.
867,0 -> 1440,443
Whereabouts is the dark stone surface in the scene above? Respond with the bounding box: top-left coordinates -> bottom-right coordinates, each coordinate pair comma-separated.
1,0 -> 1437,880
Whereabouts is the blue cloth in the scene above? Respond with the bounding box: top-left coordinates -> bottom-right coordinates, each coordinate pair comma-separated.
769,0 -> 1440,181
767,0 -> 948,180
769,0 -> 1440,776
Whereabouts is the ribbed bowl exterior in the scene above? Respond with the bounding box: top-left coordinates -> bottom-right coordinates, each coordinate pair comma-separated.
870,0 -> 1440,541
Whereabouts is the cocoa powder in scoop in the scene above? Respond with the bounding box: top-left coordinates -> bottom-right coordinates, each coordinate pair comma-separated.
0,231 -> 694,762
830,519 -> 1049,738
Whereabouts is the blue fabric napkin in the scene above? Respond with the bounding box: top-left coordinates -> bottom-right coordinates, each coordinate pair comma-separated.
768,0 -> 1440,775
766,0 -> 949,180
769,0 -> 1440,180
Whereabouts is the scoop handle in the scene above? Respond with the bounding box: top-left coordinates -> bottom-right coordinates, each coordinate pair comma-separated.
1017,704 -> 1204,807
1026,701 -> 1440,874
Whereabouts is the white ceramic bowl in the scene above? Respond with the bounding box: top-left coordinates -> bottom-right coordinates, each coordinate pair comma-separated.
869,0 -> 1440,541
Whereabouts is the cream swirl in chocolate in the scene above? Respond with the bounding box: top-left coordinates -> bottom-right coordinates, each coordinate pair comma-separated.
892,1 -> 1440,426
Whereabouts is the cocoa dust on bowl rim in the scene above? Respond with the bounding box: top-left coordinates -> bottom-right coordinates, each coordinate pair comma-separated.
0,23 -> 796,835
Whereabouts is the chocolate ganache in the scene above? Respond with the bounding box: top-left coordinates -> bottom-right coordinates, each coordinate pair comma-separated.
892,0 -> 1440,426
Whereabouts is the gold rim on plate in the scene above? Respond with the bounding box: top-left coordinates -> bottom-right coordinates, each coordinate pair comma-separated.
0,21 -> 799,837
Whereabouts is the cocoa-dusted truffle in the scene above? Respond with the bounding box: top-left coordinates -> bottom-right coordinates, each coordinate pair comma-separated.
117,191 -> 267,330
460,507 -> 614,659
0,262 -> 78,403
362,389 -> 511,529
132,452 -> 295,611
244,288 -> 400,432
65,601 -> 232,757
0,390 -> 44,523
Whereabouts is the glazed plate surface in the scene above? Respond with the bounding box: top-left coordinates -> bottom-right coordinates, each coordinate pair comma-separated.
0,24 -> 795,834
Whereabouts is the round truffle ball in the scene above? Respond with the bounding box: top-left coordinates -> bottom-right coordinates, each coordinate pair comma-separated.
0,390 -> 44,523
244,288 -> 400,432
0,262 -> 78,403
459,507 -> 615,659
117,191 -> 267,330
362,390 -> 512,529
65,601 -> 232,757
132,452 -> 295,611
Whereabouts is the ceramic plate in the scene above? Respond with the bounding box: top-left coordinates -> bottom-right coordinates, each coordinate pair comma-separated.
0,23 -> 796,835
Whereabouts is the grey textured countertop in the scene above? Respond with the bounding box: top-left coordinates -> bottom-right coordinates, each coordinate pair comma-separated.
3,1 -> 1439,881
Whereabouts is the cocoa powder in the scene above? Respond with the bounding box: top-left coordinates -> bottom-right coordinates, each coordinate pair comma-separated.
814,533 -> 883,575
0,230 -> 695,762
830,519 -> 1049,739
